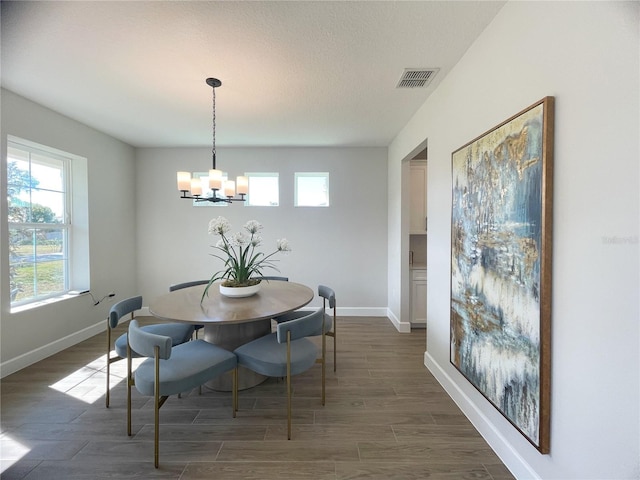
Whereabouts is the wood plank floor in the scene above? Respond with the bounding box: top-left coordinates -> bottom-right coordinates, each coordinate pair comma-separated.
1,316 -> 515,479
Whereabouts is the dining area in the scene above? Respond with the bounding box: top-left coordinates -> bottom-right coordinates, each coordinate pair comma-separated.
101,217 -> 343,467
107,274 -> 336,468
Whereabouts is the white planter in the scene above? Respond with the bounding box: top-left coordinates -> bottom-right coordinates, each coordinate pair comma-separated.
219,282 -> 261,298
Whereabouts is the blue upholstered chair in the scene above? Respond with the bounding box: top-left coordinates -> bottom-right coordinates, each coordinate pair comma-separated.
275,285 -> 338,374
105,296 -> 194,408
318,285 -> 337,372
169,280 -> 209,337
127,319 -> 237,468
169,280 -> 210,292
234,308 -> 325,439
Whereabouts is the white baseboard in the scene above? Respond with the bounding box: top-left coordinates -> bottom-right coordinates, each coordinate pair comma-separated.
424,351 -> 539,480
0,320 -> 106,378
387,308 -> 411,333
140,306 -> 389,318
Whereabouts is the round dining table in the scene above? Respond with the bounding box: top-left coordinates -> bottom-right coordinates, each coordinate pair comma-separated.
149,280 -> 314,390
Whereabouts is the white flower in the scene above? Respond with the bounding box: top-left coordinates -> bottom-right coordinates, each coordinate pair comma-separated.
250,235 -> 262,247
202,217 -> 292,300
244,220 -> 263,235
231,231 -> 249,247
276,238 -> 291,252
209,216 -> 231,236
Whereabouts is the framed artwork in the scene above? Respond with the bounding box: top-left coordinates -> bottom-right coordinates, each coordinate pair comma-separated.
450,97 -> 554,453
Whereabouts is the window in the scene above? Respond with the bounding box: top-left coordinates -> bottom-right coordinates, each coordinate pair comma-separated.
246,172 -> 279,206
7,139 -> 74,307
295,172 -> 329,207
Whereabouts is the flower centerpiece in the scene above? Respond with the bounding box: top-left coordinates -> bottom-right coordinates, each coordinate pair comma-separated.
202,216 -> 291,301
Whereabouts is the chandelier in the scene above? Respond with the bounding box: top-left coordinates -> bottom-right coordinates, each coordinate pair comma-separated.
177,78 -> 248,203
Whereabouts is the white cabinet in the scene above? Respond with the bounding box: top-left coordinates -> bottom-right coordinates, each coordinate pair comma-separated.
409,161 -> 427,234
410,268 -> 427,326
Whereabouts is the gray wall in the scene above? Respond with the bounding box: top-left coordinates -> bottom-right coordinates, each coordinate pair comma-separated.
0,89 -> 137,372
135,147 -> 388,312
388,2 -> 639,479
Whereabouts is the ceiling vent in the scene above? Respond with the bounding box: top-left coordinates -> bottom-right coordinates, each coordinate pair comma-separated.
396,68 -> 439,88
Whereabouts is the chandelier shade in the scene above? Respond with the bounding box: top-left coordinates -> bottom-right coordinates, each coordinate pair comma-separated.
177,78 -> 248,203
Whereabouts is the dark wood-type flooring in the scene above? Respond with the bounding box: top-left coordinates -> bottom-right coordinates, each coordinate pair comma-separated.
1,316 -> 515,479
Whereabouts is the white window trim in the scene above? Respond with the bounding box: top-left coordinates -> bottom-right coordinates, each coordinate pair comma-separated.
7,136 -> 89,311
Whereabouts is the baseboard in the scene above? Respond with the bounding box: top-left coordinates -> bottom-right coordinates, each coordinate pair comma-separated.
139,306 -> 389,317
387,308 -> 411,333
424,351 -> 539,480
0,320 -> 106,378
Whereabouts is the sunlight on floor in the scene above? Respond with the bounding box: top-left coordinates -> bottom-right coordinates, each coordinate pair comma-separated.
2,352 -> 144,473
0,437 -> 30,472
48,351 -> 142,404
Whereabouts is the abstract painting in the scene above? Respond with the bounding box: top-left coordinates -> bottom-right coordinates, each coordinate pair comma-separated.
450,97 -> 554,452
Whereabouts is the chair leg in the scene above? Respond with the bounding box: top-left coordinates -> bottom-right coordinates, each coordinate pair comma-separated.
106,325 -> 111,408
321,330 -> 326,406
287,332 -> 292,440
154,347 -> 160,468
232,368 -> 237,418
127,343 -> 133,437
333,315 -> 337,372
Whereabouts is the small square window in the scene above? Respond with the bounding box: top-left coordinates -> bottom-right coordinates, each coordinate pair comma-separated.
246,173 -> 279,206
295,172 -> 329,207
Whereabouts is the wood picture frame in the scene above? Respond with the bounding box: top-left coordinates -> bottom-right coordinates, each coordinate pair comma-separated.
450,97 -> 554,453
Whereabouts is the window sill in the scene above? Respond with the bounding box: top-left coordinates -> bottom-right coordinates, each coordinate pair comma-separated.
10,292 -> 86,314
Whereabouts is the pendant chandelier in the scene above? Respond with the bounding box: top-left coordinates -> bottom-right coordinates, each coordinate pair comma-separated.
177,78 -> 248,203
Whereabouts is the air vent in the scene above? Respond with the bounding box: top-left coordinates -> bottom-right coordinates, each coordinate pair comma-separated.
396,68 -> 439,88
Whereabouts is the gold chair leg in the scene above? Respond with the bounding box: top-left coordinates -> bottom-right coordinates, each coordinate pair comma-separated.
127,343 -> 132,436
287,332 -> 292,440
232,368 -> 238,418
154,346 -> 160,469
333,314 -> 337,372
321,330 -> 326,406
106,324 -> 111,408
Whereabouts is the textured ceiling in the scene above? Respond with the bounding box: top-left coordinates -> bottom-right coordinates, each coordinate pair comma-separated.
1,1 -> 504,148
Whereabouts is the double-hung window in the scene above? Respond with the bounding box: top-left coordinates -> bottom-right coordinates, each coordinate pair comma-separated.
7,139 -> 71,306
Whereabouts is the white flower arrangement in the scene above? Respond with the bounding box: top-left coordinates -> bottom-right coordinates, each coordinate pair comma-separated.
203,216 -> 291,300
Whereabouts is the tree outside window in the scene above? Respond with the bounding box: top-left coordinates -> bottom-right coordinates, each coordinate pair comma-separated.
7,143 -> 69,305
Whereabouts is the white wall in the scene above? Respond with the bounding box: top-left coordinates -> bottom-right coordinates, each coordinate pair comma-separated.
389,2 -> 639,479
0,89 -> 138,374
135,147 -> 388,312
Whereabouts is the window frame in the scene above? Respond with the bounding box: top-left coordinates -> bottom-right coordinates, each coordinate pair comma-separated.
245,172 -> 279,207
7,137 -> 76,308
294,172 -> 330,207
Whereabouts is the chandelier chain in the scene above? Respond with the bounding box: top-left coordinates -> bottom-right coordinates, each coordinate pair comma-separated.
212,85 -> 216,166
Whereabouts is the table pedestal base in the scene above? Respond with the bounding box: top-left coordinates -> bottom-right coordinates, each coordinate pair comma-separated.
203,319 -> 271,391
